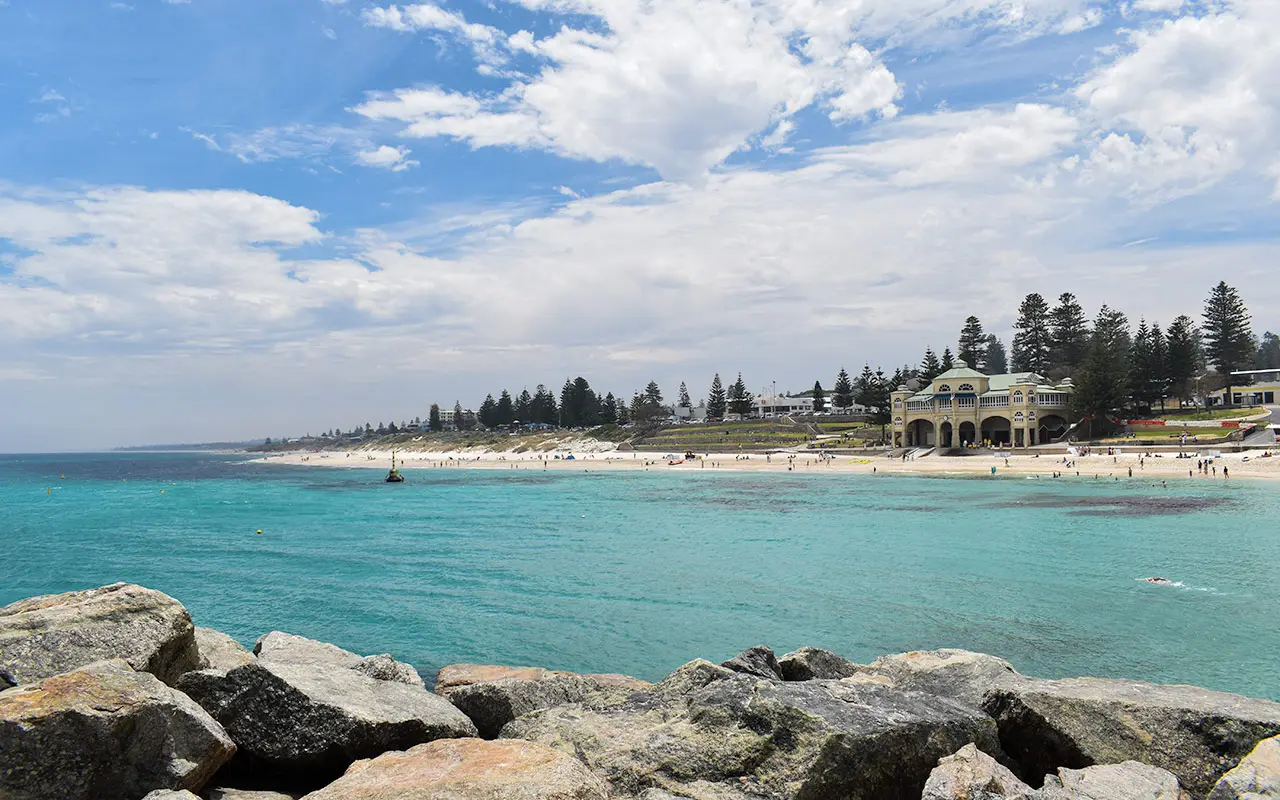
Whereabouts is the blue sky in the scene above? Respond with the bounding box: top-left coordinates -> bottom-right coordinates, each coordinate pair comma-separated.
1,0 -> 1277,450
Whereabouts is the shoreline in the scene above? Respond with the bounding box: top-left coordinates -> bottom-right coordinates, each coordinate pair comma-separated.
253,445 -> 1280,482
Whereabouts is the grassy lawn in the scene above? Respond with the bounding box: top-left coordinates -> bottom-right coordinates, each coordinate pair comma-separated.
1142,406 -> 1266,421
1111,428 -> 1234,442
817,422 -> 872,433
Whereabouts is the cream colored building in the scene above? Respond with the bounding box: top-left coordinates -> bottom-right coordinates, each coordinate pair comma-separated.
891,367 -> 1077,449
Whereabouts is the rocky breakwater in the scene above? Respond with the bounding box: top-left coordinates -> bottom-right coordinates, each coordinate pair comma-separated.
2,584 -> 1280,800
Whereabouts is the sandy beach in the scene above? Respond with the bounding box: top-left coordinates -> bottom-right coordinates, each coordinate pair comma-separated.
259,444 -> 1280,482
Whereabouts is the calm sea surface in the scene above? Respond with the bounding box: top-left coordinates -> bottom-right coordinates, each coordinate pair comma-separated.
2,452 -> 1277,698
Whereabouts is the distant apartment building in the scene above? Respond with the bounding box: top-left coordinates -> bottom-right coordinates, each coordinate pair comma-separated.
892,366 -> 1077,449
436,407 -> 477,431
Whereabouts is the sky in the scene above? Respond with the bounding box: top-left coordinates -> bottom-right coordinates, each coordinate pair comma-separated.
1,0 -> 1277,450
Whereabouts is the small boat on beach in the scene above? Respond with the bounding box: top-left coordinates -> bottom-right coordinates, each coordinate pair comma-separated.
385,451 -> 405,483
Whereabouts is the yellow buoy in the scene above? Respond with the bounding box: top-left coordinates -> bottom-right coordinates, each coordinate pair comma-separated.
256,529 -> 263,535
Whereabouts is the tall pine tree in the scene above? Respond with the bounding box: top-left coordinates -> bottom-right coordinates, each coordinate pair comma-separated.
1202,281 -> 1255,405
867,368 -> 892,440
495,390 -> 514,426
478,394 -> 496,428
1129,319 -> 1168,412
677,382 -> 692,409
1050,292 -> 1090,376
1011,293 -> 1052,374
1071,305 -> 1131,436
984,336 -> 1008,374
957,316 -> 987,369
854,364 -> 875,409
1257,332 -> 1280,369
514,389 -> 532,423
728,374 -> 753,416
707,374 -> 727,419
812,381 -> 826,413
428,404 -> 443,432
1165,315 -> 1202,404
833,368 -> 854,411
940,347 -> 955,371
918,348 -> 942,382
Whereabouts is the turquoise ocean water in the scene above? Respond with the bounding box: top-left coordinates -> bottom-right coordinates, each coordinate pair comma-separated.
2,453 -> 1277,699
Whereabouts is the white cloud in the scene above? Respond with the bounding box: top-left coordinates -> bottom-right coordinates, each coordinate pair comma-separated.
817,104 -> 1079,186
355,145 -> 420,171
1130,0 -> 1183,11
358,0 -> 904,179
1075,0 -> 1280,199
353,0 -> 1123,180
363,4 -> 505,63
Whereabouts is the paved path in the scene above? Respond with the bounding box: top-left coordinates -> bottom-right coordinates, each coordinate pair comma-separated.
1243,405 -> 1279,445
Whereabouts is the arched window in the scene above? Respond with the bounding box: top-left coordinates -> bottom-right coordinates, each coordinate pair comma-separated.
958,383 -> 975,392
938,384 -> 951,392
1013,391 -> 1024,403
893,398 -> 902,408
893,416 -> 903,425
1028,412 -> 1037,421
1014,412 -> 1025,422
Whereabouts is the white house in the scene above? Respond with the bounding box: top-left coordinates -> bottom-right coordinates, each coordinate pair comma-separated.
753,393 -> 814,417
673,403 -> 708,422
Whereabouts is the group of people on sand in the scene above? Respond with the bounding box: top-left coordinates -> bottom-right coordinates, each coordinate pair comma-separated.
1193,459 -> 1228,478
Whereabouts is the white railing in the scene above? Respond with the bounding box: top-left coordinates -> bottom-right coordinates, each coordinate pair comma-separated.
957,397 -> 976,409
1037,394 -> 1068,407
907,401 -> 932,411
980,395 -> 1011,408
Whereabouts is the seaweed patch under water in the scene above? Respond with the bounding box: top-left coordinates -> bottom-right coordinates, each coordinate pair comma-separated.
988,494 -> 1230,516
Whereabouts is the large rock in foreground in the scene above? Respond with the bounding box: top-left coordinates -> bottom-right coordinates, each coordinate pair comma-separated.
778,647 -> 859,681
179,631 -> 476,776
984,678 -> 1280,797
435,663 -> 650,739
0,659 -> 235,800
301,738 -> 609,800
503,658 -> 1004,800
719,645 -> 783,680
922,744 -> 1035,800
851,649 -> 1024,707
1039,762 -> 1190,800
1209,735 -> 1280,800
0,583 -> 199,687
193,627 -> 256,673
